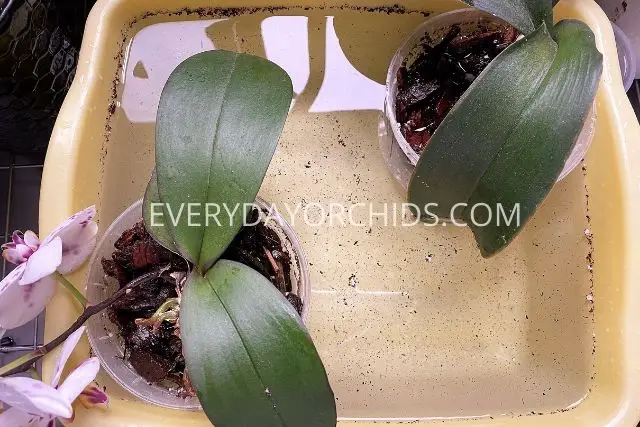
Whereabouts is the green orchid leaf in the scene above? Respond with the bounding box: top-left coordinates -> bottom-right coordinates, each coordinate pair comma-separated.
409,24 -> 558,220
142,169 -> 178,253
409,19 -> 602,258
181,260 -> 336,427
461,0 -> 553,35
465,20 -> 602,256
146,50 -> 293,272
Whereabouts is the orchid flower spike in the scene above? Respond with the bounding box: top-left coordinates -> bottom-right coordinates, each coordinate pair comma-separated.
0,206 -> 98,336
0,326 -> 108,426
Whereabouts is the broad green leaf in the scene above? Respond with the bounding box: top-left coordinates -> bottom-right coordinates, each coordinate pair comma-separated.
409,24 -> 557,220
409,18 -> 602,257
142,169 -> 178,253
150,50 -> 293,272
181,261 -> 336,427
461,0 -> 553,35
465,20 -> 602,256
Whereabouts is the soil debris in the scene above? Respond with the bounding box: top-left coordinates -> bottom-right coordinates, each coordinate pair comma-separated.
103,209 -> 302,392
396,22 -> 518,153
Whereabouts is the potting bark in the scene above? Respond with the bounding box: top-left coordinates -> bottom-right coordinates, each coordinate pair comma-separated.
396,23 -> 518,153
102,210 -> 302,391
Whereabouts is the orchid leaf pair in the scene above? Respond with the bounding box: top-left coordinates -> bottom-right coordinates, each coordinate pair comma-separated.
0,207 -> 98,336
142,50 -> 336,427
408,0 -> 603,256
0,326 -> 108,427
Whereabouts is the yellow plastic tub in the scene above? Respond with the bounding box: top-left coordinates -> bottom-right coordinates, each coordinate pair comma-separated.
39,0 -> 640,425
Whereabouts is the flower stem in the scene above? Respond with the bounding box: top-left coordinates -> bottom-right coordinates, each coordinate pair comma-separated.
53,271 -> 87,308
0,269 -> 166,377
0,351 -> 43,377
28,367 -> 41,380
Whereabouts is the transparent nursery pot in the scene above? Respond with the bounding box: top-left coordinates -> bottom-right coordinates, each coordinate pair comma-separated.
380,8 -> 597,190
85,197 -> 310,410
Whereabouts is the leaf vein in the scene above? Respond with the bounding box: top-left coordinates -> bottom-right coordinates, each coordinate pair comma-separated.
203,275 -> 287,427
197,53 -> 240,269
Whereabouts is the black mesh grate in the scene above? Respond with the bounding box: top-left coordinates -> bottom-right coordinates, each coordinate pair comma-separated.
0,151 -> 44,364
0,0 -> 95,154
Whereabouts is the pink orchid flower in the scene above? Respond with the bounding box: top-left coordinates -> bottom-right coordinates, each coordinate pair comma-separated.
0,206 -> 98,336
0,326 -> 108,426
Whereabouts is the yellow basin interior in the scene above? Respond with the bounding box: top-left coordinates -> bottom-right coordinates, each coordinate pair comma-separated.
39,0 -> 640,426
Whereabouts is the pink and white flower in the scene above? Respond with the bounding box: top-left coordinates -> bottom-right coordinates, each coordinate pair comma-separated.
0,326 -> 108,426
0,206 -> 98,336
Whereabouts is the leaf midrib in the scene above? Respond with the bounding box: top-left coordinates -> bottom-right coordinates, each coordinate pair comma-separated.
197,53 -> 239,270
459,24 -> 561,213
203,274 -> 286,426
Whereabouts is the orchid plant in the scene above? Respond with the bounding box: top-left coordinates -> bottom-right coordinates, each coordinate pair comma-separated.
0,206 -> 97,336
0,326 -> 107,426
408,0 -> 603,257
0,50 -> 336,427
0,206 -> 112,426
142,50 -> 336,426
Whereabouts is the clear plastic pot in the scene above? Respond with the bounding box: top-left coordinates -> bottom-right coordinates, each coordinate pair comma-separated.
611,22 -> 636,92
380,8 -> 597,190
85,198 -> 310,410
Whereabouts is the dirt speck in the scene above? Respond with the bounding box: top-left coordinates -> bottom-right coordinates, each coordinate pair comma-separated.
348,274 -> 358,288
